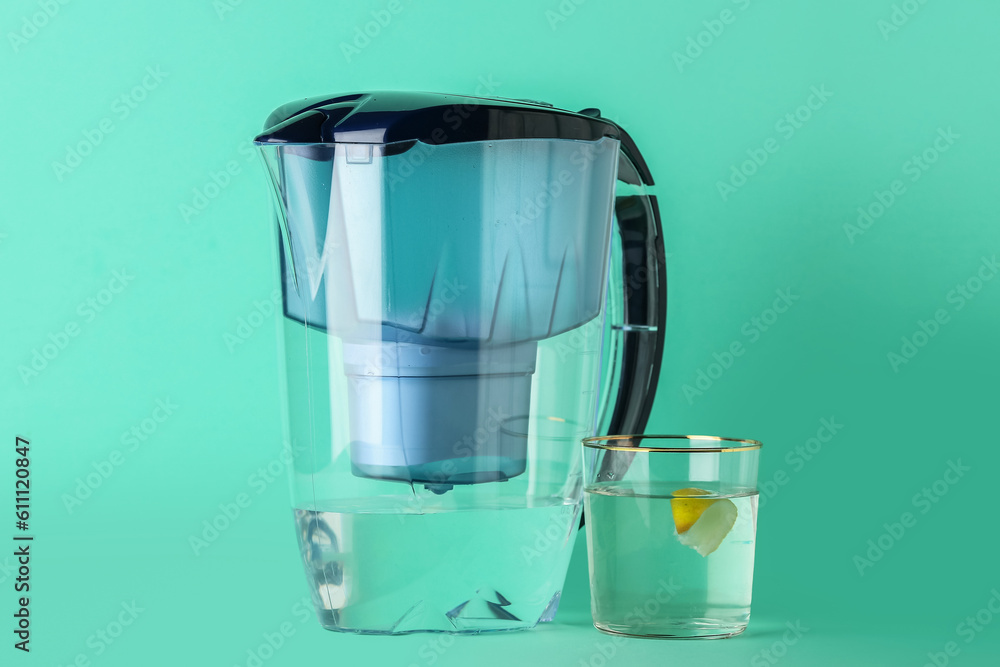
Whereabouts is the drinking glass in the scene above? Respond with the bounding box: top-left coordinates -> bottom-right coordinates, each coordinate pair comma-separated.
582,435 -> 761,639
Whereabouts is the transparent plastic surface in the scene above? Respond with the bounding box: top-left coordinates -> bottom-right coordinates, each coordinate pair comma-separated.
258,137 -> 622,633
583,436 -> 761,639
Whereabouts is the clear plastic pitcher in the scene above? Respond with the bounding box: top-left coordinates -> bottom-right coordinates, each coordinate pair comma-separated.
254,92 -> 666,634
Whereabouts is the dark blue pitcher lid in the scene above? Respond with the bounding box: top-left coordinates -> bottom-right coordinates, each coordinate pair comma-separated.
254,91 -> 653,186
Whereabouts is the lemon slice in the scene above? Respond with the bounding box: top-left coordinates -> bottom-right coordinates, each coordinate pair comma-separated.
671,488 -> 737,557
671,488 -> 714,533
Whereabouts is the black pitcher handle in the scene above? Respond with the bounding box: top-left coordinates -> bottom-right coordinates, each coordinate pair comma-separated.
580,116 -> 667,528
604,119 -> 667,439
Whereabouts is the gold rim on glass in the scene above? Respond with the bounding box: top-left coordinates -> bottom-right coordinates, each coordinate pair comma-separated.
582,434 -> 762,453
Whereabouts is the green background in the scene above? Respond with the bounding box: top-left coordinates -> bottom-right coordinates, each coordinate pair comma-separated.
3,0 -> 999,665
